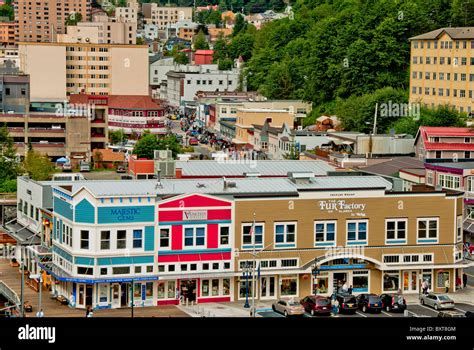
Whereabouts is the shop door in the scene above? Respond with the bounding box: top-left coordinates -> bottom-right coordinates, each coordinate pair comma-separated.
112,284 -> 120,308
403,271 -> 418,292
180,280 -> 197,302
260,276 -> 275,299
333,272 -> 347,293
77,284 -> 86,308
121,283 -> 129,307
86,285 -> 93,307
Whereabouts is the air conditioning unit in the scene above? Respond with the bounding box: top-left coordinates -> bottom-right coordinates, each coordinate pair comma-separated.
154,149 -> 172,160
155,160 -> 176,177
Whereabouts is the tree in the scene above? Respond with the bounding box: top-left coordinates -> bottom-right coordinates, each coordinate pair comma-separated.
232,14 -> 246,36
92,150 -> 104,169
23,149 -> 55,181
0,125 -> 20,187
109,129 -> 128,145
193,30 -> 210,50
65,12 -> 83,26
133,133 -> 159,159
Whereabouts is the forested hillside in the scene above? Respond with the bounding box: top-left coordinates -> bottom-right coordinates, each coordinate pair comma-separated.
139,0 -> 287,13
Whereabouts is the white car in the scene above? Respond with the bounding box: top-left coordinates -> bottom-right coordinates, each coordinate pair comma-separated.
420,293 -> 455,310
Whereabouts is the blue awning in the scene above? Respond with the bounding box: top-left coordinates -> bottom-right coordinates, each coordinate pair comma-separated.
39,262 -> 159,284
56,157 -> 69,163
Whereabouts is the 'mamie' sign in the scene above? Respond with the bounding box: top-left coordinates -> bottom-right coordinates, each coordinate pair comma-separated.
182,211 -> 207,221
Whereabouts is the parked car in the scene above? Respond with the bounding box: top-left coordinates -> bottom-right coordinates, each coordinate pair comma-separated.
62,163 -> 72,172
437,310 -> 465,318
379,293 -> 407,313
272,299 -> 305,317
356,293 -> 382,313
300,295 -> 331,316
335,293 -> 358,314
79,161 -> 90,172
116,165 -> 126,173
420,293 -> 455,310
189,137 -> 199,146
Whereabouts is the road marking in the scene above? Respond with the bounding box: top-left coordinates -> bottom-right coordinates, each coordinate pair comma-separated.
418,304 -> 439,314
407,310 -> 418,317
454,307 -> 467,313
381,311 -> 393,317
356,311 -> 368,318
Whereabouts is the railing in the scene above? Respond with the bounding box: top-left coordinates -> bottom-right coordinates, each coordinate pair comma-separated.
0,280 -> 20,308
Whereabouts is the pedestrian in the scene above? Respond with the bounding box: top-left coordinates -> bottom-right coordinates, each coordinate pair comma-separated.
444,278 -> 450,293
463,272 -> 468,289
422,279 -> 429,294
36,308 -> 44,318
331,298 -> 339,316
456,276 -> 462,290
348,285 -> 353,295
342,281 -> 348,292
86,305 -> 93,317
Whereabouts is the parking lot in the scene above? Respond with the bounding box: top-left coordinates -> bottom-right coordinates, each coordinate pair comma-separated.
257,302 -> 474,318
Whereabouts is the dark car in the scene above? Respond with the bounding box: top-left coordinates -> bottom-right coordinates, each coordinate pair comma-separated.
300,295 -> 331,316
379,293 -> 407,313
356,293 -> 382,313
335,293 -> 358,314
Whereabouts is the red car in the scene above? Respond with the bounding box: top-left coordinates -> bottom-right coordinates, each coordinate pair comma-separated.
300,295 -> 331,316
189,137 -> 199,145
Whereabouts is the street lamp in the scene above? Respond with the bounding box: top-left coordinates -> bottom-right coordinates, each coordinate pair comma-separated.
243,263 -> 250,309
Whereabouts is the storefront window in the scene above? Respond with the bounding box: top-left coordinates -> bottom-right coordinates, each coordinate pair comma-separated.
437,271 -> 449,288
98,284 -> 108,303
157,281 -> 165,299
313,275 -> 328,294
352,271 -> 369,292
280,276 -> 297,296
223,279 -> 230,295
202,280 -> 209,297
167,281 -> 176,299
383,272 -> 399,292
212,279 -> 219,296
239,280 -> 253,298
134,283 -> 141,300
146,282 -> 153,300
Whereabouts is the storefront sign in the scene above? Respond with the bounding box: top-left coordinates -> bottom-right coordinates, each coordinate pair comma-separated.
110,208 -> 141,221
318,200 -> 366,213
182,210 -> 207,221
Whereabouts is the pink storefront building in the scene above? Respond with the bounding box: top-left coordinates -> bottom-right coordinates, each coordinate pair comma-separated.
156,193 -> 234,305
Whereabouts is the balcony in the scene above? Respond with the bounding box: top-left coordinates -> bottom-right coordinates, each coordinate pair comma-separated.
27,127 -> 65,137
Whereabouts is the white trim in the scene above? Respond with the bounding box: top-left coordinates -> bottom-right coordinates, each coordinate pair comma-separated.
314,220 -> 337,247
384,218 -> 408,245
273,221 -> 297,248
416,217 -> 439,244
241,222 -> 265,250
158,225 -> 172,250
218,223 -> 231,248
182,224 -> 207,250
346,219 -> 369,246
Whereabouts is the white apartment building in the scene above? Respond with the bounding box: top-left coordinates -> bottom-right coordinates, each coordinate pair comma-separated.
142,4 -> 193,30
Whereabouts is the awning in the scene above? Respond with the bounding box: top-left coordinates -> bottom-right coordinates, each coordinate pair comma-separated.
3,220 -> 41,245
56,157 -> 68,163
39,262 -> 159,284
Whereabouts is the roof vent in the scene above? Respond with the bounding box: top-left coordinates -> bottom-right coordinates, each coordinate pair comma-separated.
223,177 -> 237,189
288,171 -> 315,184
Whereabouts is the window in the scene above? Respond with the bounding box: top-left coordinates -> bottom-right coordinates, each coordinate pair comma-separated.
80,230 -> 89,249
383,271 -> 399,292
100,268 -> 107,275
159,228 -> 170,247
242,223 -> 263,248
117,230 -> 127,249
385,219 -> 407,243
346,220 -> 368,244
77,267 -> 93,275
280,276 -> 297,296
100,231 -> 110,250
457,216 -> 462,242
203,263 -> 209,270
314,221 -> 336,246
135,266 -> 142,274
281,259 -> 298,267
274,222 -> 296,247
352,270 -> 369,292
438,173 -> 460,189
133,229 -> 143,248
112,267 -> 130,275
417,218 -> 438,242
219,225 -> 230,246
184,226 -> 205,247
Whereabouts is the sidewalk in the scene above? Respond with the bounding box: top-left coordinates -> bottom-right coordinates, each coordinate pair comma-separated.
404,285 -> 474,304
177,300 -> 275,317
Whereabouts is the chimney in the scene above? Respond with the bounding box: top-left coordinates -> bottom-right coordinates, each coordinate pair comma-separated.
175,167 -> 182,178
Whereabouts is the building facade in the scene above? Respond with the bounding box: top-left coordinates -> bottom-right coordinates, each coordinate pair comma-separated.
0,22 -> 16,46
14,0 -> 91,42
19,42 -> 149,100
142,4 -> 193,31
409,27 -> 474,114
32,175 -> 471,309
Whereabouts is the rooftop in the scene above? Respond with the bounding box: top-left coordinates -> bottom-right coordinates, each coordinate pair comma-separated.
357,157 -> 424,177
409,27 -> 474,41
175,160 -> 335,177
56,175 -> 393,198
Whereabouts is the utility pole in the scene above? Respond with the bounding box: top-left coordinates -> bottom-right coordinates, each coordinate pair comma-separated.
373,103 -> 378,135
20,246 -> 24,317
